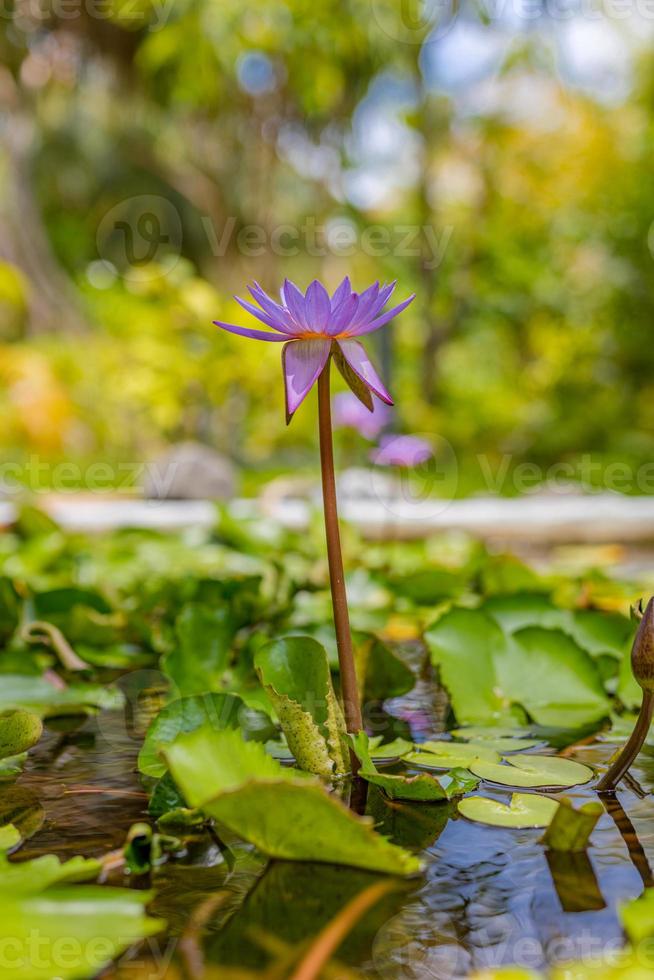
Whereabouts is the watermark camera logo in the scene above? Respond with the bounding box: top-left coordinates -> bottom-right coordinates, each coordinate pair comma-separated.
96,195 -> 182,283
369,433 -> 459,521
370,0 -> 459,43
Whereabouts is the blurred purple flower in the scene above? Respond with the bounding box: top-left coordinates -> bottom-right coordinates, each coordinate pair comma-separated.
332,392 -> 392,440
213,277 -> 414,421
372,434 -> 433,468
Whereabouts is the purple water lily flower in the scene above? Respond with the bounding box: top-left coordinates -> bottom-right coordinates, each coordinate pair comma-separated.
213,277 -> 414,421
372,434 -> 433,468
333,392 -> 392,440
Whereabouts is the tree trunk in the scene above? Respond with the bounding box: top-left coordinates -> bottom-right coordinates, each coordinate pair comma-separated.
0,115 -> 86,334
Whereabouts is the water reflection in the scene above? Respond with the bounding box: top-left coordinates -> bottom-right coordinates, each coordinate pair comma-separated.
3,704 -> 654,977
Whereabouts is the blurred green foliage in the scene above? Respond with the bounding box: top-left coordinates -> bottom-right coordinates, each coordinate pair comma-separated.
1,4 -> 654,480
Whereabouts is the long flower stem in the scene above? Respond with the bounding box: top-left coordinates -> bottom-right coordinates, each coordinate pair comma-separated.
597,690 -> 654,793
317,358 -> 363,737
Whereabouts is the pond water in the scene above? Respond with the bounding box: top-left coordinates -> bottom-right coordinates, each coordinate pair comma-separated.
4,667 -> 654,979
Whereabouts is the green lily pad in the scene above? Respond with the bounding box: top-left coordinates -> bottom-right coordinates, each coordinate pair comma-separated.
470,754 -> 594,788
466,737 -> 543,754
0,676 -> 122,716
425,609 -> 610,729
406,741 -> 500,770
451,726 -> 534,740
138,692 -> 275,778
350,733 -> 479,802
368,737 -> 414,761
458,792 -> 559,828
165,727 -> 421,876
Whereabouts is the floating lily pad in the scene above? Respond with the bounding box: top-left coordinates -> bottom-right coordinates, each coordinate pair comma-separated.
351,733 -> 479,802
368,737 -> 414,761
451,726 -> 534,741
467,737 -> 543,754
470,754 -> 593,788
406,741 -> 500,770
458,792 -> 559,828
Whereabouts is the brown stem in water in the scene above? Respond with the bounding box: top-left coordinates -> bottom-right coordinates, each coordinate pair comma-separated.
597,691 -> 654,792
317,359 -> 363,743
290,879 -> 395,980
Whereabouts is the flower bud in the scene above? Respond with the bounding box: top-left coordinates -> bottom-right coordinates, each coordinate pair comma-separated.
631,597 -> 654,693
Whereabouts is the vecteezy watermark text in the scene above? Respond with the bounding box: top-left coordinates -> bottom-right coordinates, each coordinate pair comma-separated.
95,197 -> 455,278
202,217 -> 453,269
1,0 -> 175,32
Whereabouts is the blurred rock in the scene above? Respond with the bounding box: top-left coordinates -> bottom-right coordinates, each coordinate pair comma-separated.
144,442 -> 237,500
336,466 -> 401,502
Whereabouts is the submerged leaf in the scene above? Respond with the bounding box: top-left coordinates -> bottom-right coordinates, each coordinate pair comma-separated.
254,636 -> 349,776
470,754 -> 593,789
165,727 -> 421,876
458,792 -> 559,829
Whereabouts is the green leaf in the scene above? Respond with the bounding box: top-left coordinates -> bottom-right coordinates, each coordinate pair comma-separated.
350,732 -> 479,802
549,951 -> 654,978
470,754 -> 593,788
501,628 -> 611,728
165,727 -> 421,876
162,602 -> 235,696
138,692 -> 275,778
621,887 -> 654,944
0,824 -> 21,851
450,726 -> 534,740
425,609 -> 610,729
0,675 -> 122,716
0,885 -> 162,979
483,593 -> 567,633
462,737 -> 543,753
458,792 -> 559,829
354,632 -> 414,703
254,636 -> 349,776
425,608 -> 517,725
0,710 -> 42,760
389,569 -> 465,605
368,737 -> 414,761
406,741 -> 500,770
541,799 -> 602,851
